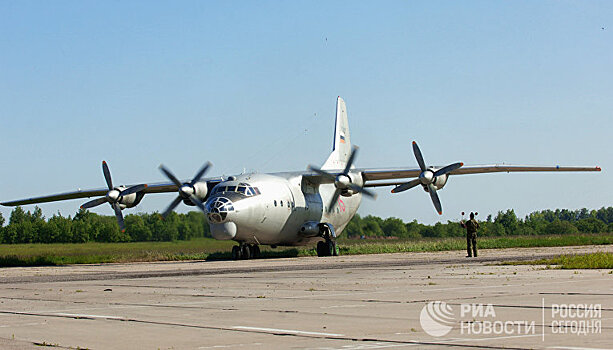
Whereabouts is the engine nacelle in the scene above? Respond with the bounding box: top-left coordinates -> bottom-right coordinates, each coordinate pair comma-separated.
339,173 -> 363,197
193,181 -> 208,199
116,186 -> 145,208
341,188 -> 358,197
299,221 -> 322,237
182,181 -> 209,206
432,173 -> 448,190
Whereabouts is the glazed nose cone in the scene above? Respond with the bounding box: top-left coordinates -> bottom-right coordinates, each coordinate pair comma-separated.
205,196 -> 234,224
205,196 -> 238,240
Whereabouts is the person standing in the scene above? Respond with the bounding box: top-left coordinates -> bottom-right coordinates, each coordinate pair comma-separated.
461,212 -> 479,257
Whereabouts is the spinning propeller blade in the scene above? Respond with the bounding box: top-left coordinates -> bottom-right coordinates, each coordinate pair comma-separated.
434,162 -> 464,177
391,178 -> 421,193
80,161 -> 147,232
161,196 -> 183,219
428,184 -> 443,215
102,161 -> 113,190
158,162 -> 212,218
412,141 -> 427,172
392,141 -> 463,215
80,197 -> 107,209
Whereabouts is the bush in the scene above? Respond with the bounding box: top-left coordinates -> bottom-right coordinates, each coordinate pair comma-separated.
575,217 -> 607,233
544,220 -> 579,235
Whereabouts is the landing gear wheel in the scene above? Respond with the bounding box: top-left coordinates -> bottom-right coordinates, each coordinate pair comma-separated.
316,240 -> 338,257
241,245 -> 251,260
332,241 -> 339,256
326,240 -> 336,256
231,246 -> 242,260
251,245 -> 260,258
316,241 -> 326,257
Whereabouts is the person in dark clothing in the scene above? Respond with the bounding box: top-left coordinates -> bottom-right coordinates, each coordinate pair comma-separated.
461,212 -> 479,257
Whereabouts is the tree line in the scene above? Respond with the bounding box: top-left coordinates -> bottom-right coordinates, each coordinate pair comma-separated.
0,207 -> 209,244
345,207 -> 613,239
0,206 -> 611,244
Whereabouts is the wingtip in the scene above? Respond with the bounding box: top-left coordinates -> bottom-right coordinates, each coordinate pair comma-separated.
437,211 -> 443,215
121,229 -> 126,233
460,162 -> 464,167
596,166 -> 602,171
412,141 -> 416,145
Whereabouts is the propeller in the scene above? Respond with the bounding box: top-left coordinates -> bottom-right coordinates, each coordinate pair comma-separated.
158,162 -> 212,218
80,161 -> 148,232
308,146 -> 376,213
391,141 -> 463,215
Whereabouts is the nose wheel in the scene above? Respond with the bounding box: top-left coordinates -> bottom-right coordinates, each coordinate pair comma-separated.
316,239 -> 338,257
316,224 -> 339,257
231,243 -> 260,260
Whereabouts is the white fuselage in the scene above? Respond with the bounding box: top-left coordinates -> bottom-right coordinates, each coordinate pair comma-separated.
204,172 -> 362,246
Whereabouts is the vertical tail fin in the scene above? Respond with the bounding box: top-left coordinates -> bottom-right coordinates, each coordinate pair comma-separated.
322,96 -> 351,170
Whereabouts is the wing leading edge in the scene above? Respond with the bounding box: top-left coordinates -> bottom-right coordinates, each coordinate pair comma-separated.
0,179 -> 222,207
361,164 -> 601,187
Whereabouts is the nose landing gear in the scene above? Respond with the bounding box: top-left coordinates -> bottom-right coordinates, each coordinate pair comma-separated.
231,243 -> 261,260
316,239 -> 338,257
316,224 -> 339,257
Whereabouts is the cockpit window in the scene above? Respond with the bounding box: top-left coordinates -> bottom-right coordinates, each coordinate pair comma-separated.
211,183 -> 261,197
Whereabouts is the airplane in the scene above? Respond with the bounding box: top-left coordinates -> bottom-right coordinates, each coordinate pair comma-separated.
1,97 -> 601,259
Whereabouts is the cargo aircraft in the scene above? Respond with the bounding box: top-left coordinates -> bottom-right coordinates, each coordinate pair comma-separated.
1,97 -> 601,259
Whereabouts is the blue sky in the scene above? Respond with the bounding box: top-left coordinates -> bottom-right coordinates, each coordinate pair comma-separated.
0,1 -> 610,224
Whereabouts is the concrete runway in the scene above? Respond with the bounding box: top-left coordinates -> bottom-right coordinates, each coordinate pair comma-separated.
0,245 -> 611,349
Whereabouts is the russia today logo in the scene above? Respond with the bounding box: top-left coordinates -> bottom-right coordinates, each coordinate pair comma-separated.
419,301 -> 455,337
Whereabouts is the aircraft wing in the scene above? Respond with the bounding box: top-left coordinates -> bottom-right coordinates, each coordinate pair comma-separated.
361,164 -> 602,187
0,179 -> 222,207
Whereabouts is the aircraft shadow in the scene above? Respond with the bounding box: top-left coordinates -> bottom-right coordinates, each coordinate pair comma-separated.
205,248 -> 302,261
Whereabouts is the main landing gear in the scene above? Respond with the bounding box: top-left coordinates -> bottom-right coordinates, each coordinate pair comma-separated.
231,243 -> 260,260
316,224 -> 339,257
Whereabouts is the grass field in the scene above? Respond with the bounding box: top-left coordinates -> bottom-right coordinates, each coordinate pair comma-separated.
0,233 -> 611,267
503,252 -> 613,269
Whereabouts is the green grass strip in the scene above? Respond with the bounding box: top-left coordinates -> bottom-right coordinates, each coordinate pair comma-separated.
503,252 -> 613,269
0,234 -> 610,267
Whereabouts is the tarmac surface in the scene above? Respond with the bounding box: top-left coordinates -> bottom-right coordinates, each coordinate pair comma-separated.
0,245 -> 611,349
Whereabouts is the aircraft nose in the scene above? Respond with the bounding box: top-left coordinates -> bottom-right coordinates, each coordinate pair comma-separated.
205,196 -> 235,224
